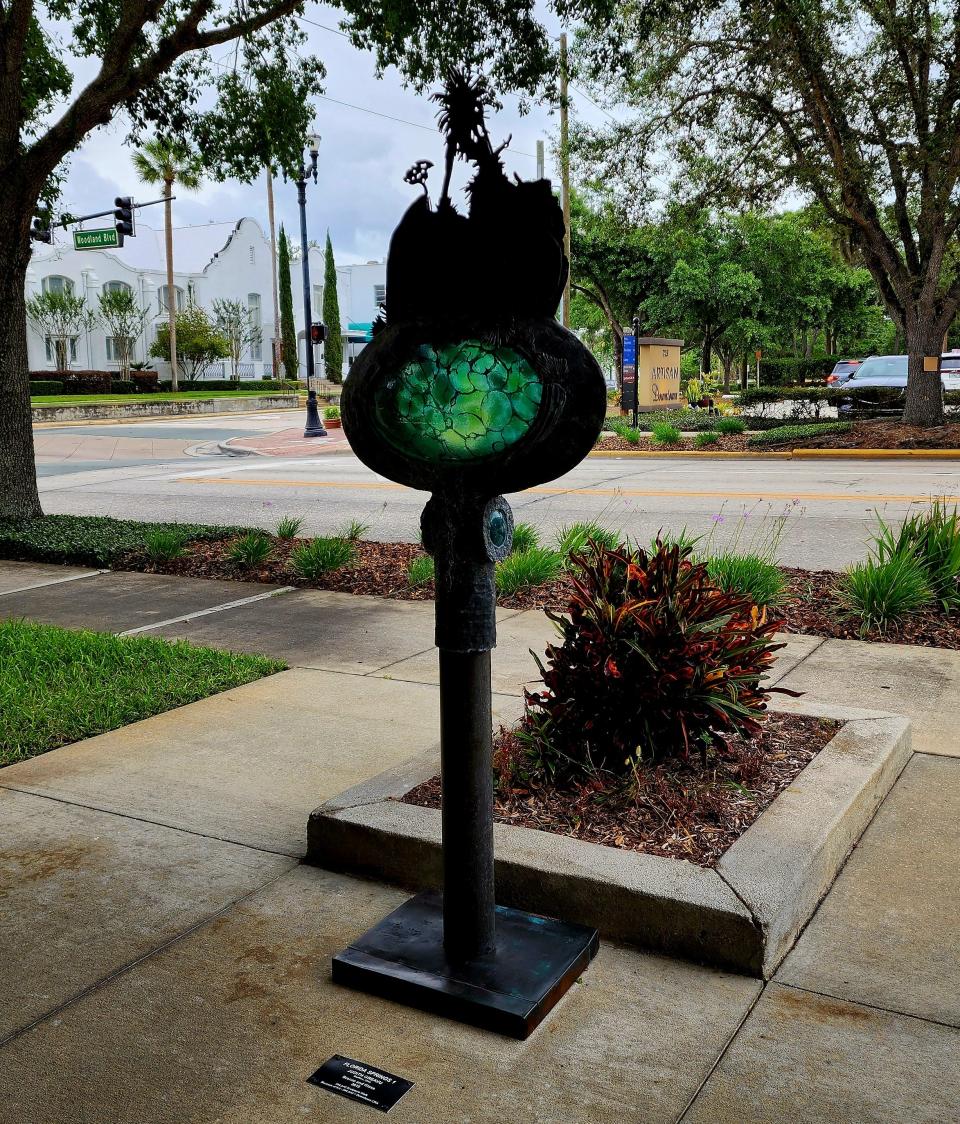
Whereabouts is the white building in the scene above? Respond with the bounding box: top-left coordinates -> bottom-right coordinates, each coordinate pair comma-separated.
27,218 -> 386,379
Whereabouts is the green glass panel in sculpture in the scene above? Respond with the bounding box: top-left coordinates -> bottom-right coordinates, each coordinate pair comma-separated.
374,340 -> 542,462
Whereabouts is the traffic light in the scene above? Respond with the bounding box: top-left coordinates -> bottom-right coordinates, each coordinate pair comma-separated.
30,217 -> 52,244
114,196 -> 135,242
310,322 -> 326,345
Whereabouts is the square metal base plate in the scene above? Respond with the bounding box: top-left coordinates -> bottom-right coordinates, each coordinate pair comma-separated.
332,891 -> 599,1039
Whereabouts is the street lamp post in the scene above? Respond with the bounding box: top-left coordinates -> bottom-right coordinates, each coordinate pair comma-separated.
296,133 -> 326,439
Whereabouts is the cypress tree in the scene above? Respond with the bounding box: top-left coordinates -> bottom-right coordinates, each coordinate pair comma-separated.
322,231 -> 344,384
278,225 -> 298,381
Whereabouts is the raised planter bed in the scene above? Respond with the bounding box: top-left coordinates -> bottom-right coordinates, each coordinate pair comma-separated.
31,394 -> 297,422
307,700 -> 911,978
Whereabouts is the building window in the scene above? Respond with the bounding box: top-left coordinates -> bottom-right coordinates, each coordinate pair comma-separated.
248,292 -> 262,361
158,285 -> 185,313
249,245 -> 255,265
105,336 -> 133,363
313,284 -> 322,312
103,280 -> 133,295
45,336 -> 78,364
42,275 -> 74,296
373,283 -> 386,307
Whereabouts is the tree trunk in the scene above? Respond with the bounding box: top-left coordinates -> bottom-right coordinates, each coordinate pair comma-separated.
701,331 -> 713,378
0,237 -> 43,521
722,354 -> 733,393
902,314 -> 946,426
740,352 -> 748,390
164,179 -> 178,391
614,326 -> 623,390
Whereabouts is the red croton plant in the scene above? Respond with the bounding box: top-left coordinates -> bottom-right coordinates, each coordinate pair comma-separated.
516,540 -> 793,783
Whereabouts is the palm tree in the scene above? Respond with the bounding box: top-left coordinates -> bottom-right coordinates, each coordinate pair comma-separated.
133,137 -> 202,391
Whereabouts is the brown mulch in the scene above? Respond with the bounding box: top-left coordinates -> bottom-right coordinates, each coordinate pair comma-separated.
597,434 -> 749,452
788,419 -> 960,450
125,537 -> 960,648
402,712 -> 840,868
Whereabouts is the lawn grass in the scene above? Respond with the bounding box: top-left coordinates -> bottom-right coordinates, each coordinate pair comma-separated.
0,619 -> 286,766
0,514 -> 242,567
32,390 -> 297,406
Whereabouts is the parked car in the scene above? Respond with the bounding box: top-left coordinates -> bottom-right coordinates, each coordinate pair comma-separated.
836,353 -> 960,413
825,358 -> 863,385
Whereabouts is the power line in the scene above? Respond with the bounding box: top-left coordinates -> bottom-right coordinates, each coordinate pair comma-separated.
299,14 -> 351,39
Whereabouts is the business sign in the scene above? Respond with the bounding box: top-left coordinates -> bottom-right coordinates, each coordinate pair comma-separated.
637,337 -> 683,410
621,333 -> 638,411
73,228 -> 119,250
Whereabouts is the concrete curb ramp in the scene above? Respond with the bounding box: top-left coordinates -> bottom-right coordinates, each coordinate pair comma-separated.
307,700 -> 912,979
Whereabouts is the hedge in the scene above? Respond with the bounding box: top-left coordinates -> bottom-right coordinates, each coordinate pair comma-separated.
0,515 -> 243,567
110,380 -> 137,394
156,378 -> 296,392
29,380 -> 64,395
747,422 -> 853,447
30,369 -> 112,393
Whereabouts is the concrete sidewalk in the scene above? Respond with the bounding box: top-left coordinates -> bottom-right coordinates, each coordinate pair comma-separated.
0,560 -> 958,1122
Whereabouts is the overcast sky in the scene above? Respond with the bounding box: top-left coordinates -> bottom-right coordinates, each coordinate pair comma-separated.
51,5 -> 610,267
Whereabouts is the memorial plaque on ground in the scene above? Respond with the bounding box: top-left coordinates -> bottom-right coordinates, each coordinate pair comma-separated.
307,1055 -> 413,1113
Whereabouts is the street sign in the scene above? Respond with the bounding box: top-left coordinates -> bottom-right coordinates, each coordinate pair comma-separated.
621,334 -> 638,412
73,228 -> 120,250
637,337 -> 683,410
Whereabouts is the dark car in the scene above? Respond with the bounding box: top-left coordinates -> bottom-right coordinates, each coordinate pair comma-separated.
825,358 -> 863,385
836,353 -> 959,413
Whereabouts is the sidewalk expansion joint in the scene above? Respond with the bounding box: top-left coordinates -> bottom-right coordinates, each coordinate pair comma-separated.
0,569 -> 108,597
0,783 -> 303,858
767,981 -> 960,1033
0,864 -> 296,1053
118,585 -> 296,635
674,982 -> 767,1123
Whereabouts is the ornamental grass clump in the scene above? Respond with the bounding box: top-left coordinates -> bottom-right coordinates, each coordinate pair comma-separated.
510,521 -> 540,554
713,416 -> 746,435
226,530 -> 273,568
495,547 -> 563,595
143,529 -> 186,561
406,554 -> 435,587
518,541 -> 785,783
871,500 -> 960,610
651,420 -> 682,445
840,553 -> 932,633
290,536 -> 356,578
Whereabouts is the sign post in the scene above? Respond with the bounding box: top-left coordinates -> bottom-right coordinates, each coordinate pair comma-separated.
73,228 -> 120,251
622,329 -> 638,425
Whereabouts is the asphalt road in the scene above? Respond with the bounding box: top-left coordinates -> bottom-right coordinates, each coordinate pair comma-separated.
33,411 -> 960,570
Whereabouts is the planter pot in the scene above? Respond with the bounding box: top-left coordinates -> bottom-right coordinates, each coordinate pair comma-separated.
307,700 -> 911,978
324,418 -> 342,429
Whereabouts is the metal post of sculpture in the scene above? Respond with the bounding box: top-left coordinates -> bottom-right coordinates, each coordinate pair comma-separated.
333,72 -> 607,1039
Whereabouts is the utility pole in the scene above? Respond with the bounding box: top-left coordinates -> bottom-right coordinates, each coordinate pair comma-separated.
536,139 -> 545,180
559,32 -> 571,329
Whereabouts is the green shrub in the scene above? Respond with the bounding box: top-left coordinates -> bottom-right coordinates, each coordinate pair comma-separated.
705,553 -> 786,608
840,553 -> 932,633
511,522 -> 540,553
651,528 -> 700,553
323,405 -> 341,420
337,518 -> 370,542
555,521 -> 620,561
143,529 -> 186,562
713,416 -> 746,435
227,531 -> 274,568
634,410 -> 716,432
290,536 -> 355,578
871,501 -> 960,610
495,547 -> 564,596
517,541 -> 783,782
274,515 -> 304,540
651,421 -> 682,445
407,554 -> 435,587
29,380 -> 65,395
0,515 -> 238,567
696,431 -> 720,447
747,422 -> 851,447
109,380 -> 137,394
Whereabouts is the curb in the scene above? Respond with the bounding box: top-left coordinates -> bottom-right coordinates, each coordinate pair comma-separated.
589,447 -> 960,460
307,701 -> 912,979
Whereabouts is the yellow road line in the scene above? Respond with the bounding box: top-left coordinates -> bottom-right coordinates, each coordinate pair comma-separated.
174,475 -> 954,504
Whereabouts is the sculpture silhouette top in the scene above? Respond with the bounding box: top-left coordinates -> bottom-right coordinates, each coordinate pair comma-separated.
385,70 -> 567,328
341,69 -> 605,500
